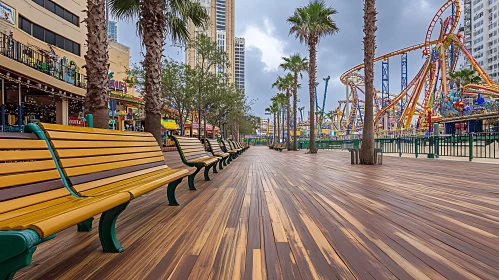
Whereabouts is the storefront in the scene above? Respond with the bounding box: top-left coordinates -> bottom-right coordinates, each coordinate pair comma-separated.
109,91 -> 145,131
0,70 -> 84,132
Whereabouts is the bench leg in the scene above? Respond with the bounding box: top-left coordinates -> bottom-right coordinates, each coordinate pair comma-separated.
188,166 -> 202,190
77,218 -> 94,232
99,202 -> 129,253
204,164 -> 214,181
0,230 -> 40,280
223,157 -> 228,166
167,178 -> 183,206
212,161 -> 218,173
218,158 -> 224,170
0,247 -> 36,280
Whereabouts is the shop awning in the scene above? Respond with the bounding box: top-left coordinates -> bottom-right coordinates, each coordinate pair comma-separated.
161,119 -> 179,130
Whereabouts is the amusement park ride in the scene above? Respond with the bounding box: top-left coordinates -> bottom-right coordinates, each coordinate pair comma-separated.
333,0 -> 499,136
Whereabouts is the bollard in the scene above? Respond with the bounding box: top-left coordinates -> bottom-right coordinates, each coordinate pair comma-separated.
85,114 -> 93,128
350,149 -> 359,164
374,148 -> 383,165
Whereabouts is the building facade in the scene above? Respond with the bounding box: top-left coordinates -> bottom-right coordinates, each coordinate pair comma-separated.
107,20 -> 118,42
234,37 -> 245,90
186,0 -> 235,82
0,0 -> 140,132
466,0 -> 499,82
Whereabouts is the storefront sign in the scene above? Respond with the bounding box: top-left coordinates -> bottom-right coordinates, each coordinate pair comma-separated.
0,1 -> 15,25
109,80 -> 128,93
69,116 -> 85,127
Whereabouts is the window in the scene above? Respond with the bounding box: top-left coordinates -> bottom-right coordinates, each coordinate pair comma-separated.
45,30 -> 55,45
19,17 -> 32,34
32,24 -> 44,41
32,0 -> 79,26
56,34 -> 64,49
45,0 -> 55,12
19,16 -> 81,56
55,5 -> 64,18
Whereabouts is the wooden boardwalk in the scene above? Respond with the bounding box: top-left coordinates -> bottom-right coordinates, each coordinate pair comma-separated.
15,147 -> 499,279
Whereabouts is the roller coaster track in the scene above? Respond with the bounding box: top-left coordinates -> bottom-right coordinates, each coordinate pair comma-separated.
424,0 -> 461,55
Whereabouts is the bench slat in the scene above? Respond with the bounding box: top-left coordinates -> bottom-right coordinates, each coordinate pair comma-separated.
59,151 -> 163,168
0,160 -> 57,175
40,123 -> 152,136
73,165 -> 170,193
46,131 -> 157,142
0,170 -> 61,189
56,146 -> 160,158
0,188 -> 70,215
64,156 -> 165,177
0,150 -> 53,161
69,161 -> 166,186
0,139 -> 48,149
0,179 -> 65,202
51,140 -> 158,149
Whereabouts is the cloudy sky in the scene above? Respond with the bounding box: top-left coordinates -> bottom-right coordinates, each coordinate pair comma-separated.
116,0 -> 451,118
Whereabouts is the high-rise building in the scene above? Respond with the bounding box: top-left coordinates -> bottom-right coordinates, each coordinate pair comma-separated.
466,0 -> 499,82
107,20 -> 118,42
186,0 -> 235,82
234,37 -> 245,90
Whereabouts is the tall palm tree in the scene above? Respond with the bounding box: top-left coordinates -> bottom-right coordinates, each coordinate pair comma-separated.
110,0 -> 208,144
272,75 -> 294,149
265,102 -> 279,145
271,93 -> 287,143
84,0 -> 110,129
360,0 -> 377,164
280,54 -> 308,150
287,1 -> 339,153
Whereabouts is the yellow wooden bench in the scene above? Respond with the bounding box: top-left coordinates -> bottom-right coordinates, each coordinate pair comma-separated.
206,139 -> 230,169
0,131 -> 131,279
169,136 -> 220,190
221,140 -> 239,160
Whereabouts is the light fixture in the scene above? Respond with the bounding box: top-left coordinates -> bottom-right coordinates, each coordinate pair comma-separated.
6,72 -> 10,77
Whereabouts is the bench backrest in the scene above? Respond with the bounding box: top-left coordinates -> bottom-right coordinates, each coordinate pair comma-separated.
206,139 -> 225,155
39,123 -> 167,195
0,132 -> 69,216
169,135 -> 213,164
230,140 -> 240,150
222,140 -> 234,151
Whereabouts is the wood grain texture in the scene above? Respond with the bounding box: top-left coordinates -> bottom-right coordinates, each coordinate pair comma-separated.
14,147 -> 499,280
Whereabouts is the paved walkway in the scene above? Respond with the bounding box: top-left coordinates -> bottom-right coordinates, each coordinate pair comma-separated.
15,147 -> 499,279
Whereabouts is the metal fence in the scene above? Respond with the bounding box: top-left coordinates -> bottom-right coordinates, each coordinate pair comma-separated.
0,32 -> 87,88
297,132 -> 499,161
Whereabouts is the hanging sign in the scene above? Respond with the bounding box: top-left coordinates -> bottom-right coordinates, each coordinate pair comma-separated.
0,1 -> 15,25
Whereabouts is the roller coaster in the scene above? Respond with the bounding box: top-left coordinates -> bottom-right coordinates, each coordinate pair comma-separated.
334,0 -> 499,136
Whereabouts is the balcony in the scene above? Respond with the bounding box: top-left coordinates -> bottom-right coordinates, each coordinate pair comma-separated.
0,32 -> 87,89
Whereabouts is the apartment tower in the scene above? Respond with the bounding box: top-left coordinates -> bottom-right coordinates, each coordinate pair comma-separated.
186,0 -> 235,82
465,0 -> 499,82
234,37 -> 245,90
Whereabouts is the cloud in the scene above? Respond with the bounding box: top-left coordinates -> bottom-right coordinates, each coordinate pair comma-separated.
242,18 -> 287,72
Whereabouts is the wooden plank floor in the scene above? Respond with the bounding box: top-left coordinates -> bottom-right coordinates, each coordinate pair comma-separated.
15,147 -> 499,279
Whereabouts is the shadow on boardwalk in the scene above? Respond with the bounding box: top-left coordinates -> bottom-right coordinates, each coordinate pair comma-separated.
15,147 -> 499,279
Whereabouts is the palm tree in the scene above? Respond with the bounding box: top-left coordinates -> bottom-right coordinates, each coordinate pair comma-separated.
360,0 -> 377,165
271,93 -> 287,143
110,0 -> 208,144
265,101 -> 279,144
84,0 -> 110,129
287,1 -> 339,153
280,54 -> 308,151
272,75 -> 294,150
448,68 -> 482,93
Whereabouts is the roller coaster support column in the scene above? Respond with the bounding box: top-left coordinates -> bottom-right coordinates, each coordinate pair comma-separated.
401,53 -> 408,110
345,83 -> 350,119
382,59 -> 390,131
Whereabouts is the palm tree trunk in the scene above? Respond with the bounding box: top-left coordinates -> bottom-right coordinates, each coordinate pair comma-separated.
293,72 -> 298,151
84,0 -> 110,129
360,0 -> 377,164
277,111 -> 280,143
308,40 -> 318,153
273,114 -> 276,144
286,89 -> 291,150
140,0 -> 165,145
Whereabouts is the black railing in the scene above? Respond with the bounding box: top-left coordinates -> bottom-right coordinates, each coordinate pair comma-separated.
0,32 -> 86,88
